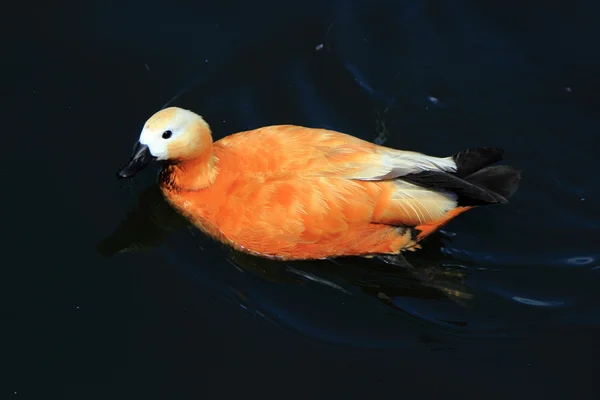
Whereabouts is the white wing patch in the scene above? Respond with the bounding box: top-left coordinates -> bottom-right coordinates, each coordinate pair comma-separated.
358,150 -> 457,181
389,180 -> 458,224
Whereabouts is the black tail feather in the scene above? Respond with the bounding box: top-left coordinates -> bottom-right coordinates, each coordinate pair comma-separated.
463,165 -> 521,202
401,147 -> 521,206
453,147 -> 504,177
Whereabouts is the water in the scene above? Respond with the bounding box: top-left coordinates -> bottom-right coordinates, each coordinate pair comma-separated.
5,0 -> 600,398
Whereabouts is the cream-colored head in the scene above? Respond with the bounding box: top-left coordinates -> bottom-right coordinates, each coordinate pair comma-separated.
139,107 -> 212,161
117,107 -> 213,179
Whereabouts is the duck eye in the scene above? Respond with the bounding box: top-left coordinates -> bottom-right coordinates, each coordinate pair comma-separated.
162,130 -> 173,139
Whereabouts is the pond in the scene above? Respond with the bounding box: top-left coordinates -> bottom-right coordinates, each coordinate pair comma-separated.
6,0 -> 599,398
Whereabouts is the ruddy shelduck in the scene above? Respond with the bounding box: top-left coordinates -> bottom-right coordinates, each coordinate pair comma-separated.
118,107 -> 520,260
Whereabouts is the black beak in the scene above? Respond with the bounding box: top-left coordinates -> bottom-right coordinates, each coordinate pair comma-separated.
117,142 -> 156,179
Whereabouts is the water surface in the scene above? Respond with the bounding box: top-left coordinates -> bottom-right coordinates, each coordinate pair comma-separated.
5,0 -> 600,398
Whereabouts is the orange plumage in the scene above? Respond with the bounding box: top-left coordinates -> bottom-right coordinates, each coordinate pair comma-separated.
118,107 -> 520,260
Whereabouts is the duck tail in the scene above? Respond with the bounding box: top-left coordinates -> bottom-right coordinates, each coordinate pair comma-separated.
401,147 -> 521,206
452,147 -> 521,205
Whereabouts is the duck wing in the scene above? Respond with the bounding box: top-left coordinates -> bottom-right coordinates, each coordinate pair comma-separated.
214,125 -> 457,181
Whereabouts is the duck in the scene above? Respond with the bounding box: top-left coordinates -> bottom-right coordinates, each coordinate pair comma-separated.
117,107 -> 520,261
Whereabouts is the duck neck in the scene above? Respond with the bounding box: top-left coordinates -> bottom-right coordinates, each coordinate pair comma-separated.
161,148 -> 218,192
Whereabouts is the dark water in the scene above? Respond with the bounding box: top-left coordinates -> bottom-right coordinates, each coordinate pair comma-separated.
5,0 -> 600,398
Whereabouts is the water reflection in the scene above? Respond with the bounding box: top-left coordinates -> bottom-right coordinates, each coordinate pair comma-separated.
98,183 -> 600,349
99,185 -> 474,316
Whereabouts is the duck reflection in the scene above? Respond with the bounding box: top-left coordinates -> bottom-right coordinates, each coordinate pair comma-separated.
98,184 -> 474,311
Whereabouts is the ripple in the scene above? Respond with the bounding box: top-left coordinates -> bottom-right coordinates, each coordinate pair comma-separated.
565,256 -> 595,266
345,63 -> 375,94
285,266 -> 351,294
438,247 -> 600,269
511,296 -> 565,307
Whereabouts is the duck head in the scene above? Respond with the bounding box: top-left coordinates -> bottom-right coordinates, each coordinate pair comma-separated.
118,107 -> 213,179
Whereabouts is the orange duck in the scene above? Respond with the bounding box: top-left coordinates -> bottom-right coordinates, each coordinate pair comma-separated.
118,107 -> 520,260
